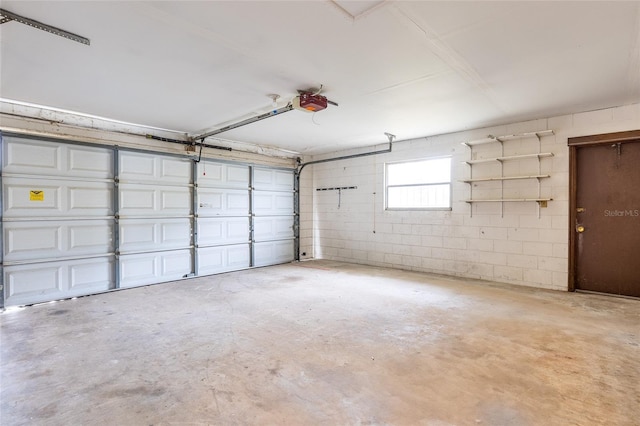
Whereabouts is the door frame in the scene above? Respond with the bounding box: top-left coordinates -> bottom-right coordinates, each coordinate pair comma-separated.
567,129 -> 640,291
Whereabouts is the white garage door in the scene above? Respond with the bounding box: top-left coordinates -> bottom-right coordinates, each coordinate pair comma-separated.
118,151 -> 193,288
1,136 -> 115,306
1,136 -> 296,307
196,160 -> 251,275
252,167 -> 295,266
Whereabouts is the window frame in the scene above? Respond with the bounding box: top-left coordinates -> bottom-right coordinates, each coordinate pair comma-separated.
384,156 -> 453,211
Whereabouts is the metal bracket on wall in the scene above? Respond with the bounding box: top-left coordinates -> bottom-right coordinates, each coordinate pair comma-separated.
316,186 -> 357,209
0,8 -> 90,45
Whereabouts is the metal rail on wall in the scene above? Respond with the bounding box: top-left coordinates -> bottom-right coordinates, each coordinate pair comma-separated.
296,132 -> 395,175
292,133 -> 395,261
316,186 -> 358,209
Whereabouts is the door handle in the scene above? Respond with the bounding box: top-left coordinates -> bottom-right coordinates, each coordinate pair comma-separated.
576,225 -> 585,233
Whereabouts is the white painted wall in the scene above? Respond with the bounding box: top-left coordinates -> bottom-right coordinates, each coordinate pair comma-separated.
298,169 -> 315,259
301,103 -> 640,291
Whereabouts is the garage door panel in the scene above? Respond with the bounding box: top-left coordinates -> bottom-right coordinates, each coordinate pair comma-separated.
198,244 -> 250,275
122,153 -> 154,179
253,192 -> 294,216
253,168 -> 293,191
197,163 -> 224,185
4,224 -> 60,261
198,217 -> 249,246
68,147 -> 113,178
4,181 -> 60,213
117,151 -> 193,291
4,138 -> 60,172
119,249 -> 191,288
69,185 -> 113,211
120,218 -> 191,253
161,220 -> 192,246
197,162 -> 249,188
120,255 -> 156,285
4,257 -> 113,306
4,220 -> 113,261
120,221 -> 155,249
251,168 -> 294,268
198,188 -> 249,216
160,158 -> 192,182
5,264 -> 64,305
254,216 -> 294,241
119,184 -> 192,217
119,152 -> 191,185
227,165 -> 250,186
161,189 -> 191,212
69,258 -> 114,293
162,252 -> 190,275
228,192 -> 249,211
254,240 -> 294,266
3,137 -> 113,179
69,221 -> 114,252
3,178 -> 113,218
119,187 -> 155,211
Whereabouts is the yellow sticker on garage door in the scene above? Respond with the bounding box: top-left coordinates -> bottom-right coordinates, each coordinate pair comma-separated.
29,190 -> 44,201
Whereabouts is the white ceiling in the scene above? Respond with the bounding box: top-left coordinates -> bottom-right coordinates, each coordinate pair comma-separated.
1,1 -> 639,155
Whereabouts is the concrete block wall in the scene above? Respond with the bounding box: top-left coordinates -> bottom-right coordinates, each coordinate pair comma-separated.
299,103 -> 640,290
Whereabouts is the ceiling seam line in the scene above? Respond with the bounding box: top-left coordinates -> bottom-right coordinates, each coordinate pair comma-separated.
390,5 -> 509,115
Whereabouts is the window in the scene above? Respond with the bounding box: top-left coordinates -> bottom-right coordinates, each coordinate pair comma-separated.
385,157 -> 451,209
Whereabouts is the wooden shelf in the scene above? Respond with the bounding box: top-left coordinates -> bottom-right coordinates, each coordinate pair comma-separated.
461,174 -> 550,183
463,130 -> 554,216
463,129 -> 554,147
464,198 -> 553,203
464,152 -> 553,165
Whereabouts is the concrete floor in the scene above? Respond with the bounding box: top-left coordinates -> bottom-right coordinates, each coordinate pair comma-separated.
1,260 -> 638,426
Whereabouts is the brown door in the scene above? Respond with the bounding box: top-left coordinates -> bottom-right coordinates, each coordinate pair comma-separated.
574,139 -> 640,297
